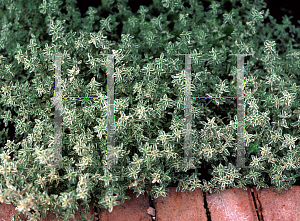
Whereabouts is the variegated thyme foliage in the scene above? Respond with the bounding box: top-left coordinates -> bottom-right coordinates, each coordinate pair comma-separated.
0,0 -> 300,220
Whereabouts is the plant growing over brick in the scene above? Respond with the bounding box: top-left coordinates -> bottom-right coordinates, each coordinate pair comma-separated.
0,0 -> 300,220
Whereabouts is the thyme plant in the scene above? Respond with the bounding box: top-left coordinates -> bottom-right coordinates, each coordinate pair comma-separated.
0,0 -> 300,220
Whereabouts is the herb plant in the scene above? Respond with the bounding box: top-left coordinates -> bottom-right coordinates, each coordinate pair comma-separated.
0,0 -> 300,220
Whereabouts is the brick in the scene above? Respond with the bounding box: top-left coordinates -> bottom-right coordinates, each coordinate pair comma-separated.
0,203 -> 25,221
206,186 -> 259,221
153,187 -> 207,221
258,185 -> 300,220
99,189 -> 151,221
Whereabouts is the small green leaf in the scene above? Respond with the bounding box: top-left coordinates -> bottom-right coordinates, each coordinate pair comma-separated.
248,139 -> 260,155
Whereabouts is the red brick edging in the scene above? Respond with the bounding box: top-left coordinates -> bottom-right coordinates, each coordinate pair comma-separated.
1,185 -> 300,220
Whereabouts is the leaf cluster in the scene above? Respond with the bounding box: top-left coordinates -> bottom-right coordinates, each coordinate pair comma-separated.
0,0 -> 300,219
